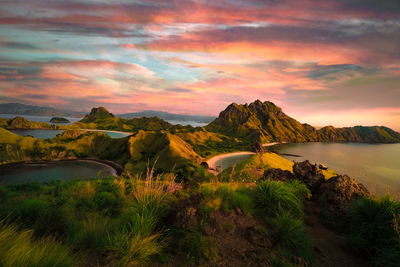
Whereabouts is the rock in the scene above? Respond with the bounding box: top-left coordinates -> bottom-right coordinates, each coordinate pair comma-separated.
317,175 -> 370,210
293,160 -> 325,193
250,142 -> 265,154
318,163 -> 328,170
262,168 -> 295,182
200,161 -> 209,169
50,117 -> 70,123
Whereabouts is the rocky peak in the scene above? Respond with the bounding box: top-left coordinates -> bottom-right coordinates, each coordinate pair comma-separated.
81,106 -> 114,122
89,107 -> 114,117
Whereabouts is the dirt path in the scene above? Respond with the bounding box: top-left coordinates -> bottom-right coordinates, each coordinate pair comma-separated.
304,201 -> 369,267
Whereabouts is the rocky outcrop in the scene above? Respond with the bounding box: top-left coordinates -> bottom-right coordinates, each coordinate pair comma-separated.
317,175 -> 370,210
293,160 -> 325,193
200,161 -> 209,169
80,107 -> 114,123
250,142 -> 265,154
262,168 -> 295,182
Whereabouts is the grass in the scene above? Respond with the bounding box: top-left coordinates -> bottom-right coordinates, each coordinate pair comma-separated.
255,180 -> 305,218
219,152 -> 294,182
0,220 -> 74,267
343,195 -> 400,266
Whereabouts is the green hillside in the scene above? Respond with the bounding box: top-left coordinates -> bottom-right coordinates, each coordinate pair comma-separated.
206,100 -> 400,143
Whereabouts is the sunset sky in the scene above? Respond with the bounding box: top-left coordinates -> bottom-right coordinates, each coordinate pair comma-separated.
0,0 -> 399,130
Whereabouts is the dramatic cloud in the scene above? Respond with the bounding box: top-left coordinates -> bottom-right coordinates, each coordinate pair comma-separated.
0,0 -> 399,129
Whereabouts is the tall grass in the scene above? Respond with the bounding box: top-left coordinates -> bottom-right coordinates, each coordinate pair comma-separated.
344,196 -> 400,266
105,161 -> 169,266
255,180 -> 303,218
0,220 -> 74,267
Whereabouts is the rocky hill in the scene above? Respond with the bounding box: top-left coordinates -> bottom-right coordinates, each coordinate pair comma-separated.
206,100 -> 400,143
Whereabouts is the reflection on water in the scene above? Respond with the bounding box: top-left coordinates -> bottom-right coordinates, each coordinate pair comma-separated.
0,161 -> 115,185
274,142 -> 400,195
0,114 -> 81,125
215,154 -> 253,171
9,129 -> 64,139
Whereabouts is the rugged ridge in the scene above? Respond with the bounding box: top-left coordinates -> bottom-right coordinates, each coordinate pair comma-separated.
206,100 -> 400,143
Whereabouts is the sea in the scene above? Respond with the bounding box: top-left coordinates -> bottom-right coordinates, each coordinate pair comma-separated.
274,142 -> 400,196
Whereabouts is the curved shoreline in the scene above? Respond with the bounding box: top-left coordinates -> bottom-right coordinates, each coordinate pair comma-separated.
0,158 -> 122,177
206,151 -> 256,175
80,129 -> 132,136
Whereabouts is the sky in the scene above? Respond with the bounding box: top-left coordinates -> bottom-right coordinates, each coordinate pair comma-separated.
0,0 -> 399,130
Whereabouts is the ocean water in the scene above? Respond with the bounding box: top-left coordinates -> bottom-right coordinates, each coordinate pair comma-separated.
9,129 -> 129,139
9,129 -> 64,139
0,160 -> 115,185
274,142 -> 400,195
215,154 -> 254,171
165,120 -> 208,127
0,114 -> 81,125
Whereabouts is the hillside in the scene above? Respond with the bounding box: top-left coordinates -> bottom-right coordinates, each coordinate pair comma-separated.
118,110 -> 215,123
77,107 -> 173,132
206,100 -> 400,143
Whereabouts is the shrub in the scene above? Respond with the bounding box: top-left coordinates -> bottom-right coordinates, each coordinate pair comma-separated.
68,216 -> 110,249
94,191 -> 122,216
345,196 -> 400,265
255,180 -> 302,218
15,198 -> 49,229
0,220 -> 74,267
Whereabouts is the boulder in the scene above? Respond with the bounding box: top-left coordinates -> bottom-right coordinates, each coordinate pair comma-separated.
317,175 -> 370,210
293,160 -> 325,193
262,168 -> 295,182
250,142 -> 265,154
200,161 -> 209,169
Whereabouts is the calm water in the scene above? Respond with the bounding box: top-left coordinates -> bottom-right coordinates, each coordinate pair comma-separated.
9,129 -> 64,139
274,142 -> 400,195
93,131 -> 130,138
165,120 -> 208,127
0,160 -> 116,185
216,154 -> 254,171
9,129 -> 129,139
0,114 -> 81,125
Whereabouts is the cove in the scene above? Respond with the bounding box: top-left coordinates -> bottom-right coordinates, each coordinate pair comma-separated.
274,142 -> 400,195
0,160 -> 116,185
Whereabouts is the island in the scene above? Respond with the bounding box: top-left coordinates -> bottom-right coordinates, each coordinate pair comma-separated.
50,117 -> 71,123
0,100 -> 399,267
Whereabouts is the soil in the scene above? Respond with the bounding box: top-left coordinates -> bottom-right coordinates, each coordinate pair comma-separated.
205,210 -> 272,266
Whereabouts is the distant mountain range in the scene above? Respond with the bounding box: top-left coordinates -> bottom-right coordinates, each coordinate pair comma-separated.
0,103 -> 215,123
206,100 -> 400,143
0,103 -> 85,117
117,110 -> 215,123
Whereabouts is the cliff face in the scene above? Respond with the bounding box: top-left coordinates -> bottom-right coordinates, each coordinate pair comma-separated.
206,100 -> 400,143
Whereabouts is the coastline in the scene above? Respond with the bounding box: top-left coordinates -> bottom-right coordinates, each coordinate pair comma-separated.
206,151 -> 256,175
80,129 -> 132,136
0,158 -> 123,177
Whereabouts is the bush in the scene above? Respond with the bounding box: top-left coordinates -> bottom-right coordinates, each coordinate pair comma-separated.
344,196 -> 400,266
68,216 -> 110,249
0,220 -> 74,267
255,180 -> 303,218
267,213 -> 313,261
15,198 -> 49,230
94,191 -> 122,216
